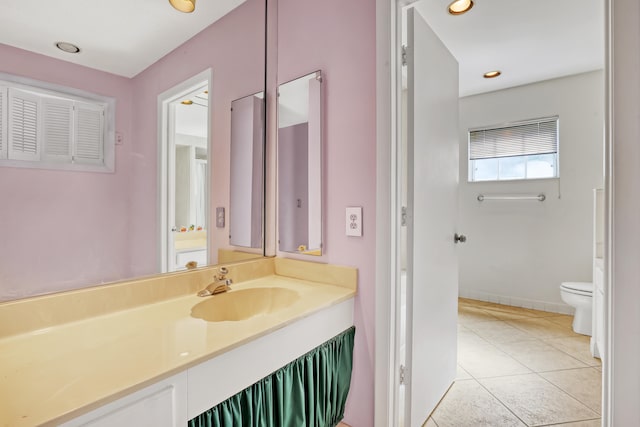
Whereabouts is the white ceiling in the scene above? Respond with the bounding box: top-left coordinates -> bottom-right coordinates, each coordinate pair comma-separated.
412,0 -> 605,97
175,89 -> 209,138
0,0 -> 604,95
0,0 -> 245,78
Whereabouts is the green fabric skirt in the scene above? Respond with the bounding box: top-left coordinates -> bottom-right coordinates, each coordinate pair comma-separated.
189,326 -> 355,427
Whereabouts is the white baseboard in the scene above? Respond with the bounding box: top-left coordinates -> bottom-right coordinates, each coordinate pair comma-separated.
459,289 -> 574,315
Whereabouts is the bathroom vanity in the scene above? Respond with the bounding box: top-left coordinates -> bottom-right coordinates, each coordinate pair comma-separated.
0,258 -> 357,426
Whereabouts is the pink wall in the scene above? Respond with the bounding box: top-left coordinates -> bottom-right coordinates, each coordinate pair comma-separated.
128,0 -> 266,277
277,0 -> 377,424
0,44 -> 134,300
0,0 -> 265,299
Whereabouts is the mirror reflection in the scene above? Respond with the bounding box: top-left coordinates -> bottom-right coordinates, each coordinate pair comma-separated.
167,84 -> 210,272
0,0 -> 267,301
230,92 -> 265,249
277,71 -> 323,255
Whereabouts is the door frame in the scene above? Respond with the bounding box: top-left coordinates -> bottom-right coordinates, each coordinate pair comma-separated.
374,1 -> 618,426
157,69 -> 212,273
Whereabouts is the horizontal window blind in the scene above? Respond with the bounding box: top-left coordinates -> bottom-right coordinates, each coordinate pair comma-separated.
469,117 -> 558,160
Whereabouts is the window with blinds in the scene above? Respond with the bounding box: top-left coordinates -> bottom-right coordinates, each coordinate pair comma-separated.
0,76 -> 113,172
468,117 -> 559,182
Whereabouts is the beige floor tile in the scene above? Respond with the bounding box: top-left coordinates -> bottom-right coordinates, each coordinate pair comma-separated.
458,342 -> 532,378
456,364 -> 472,380
458,306 -> 501,325
478,309 -> 534,321
465,320 -> 535,344
479,374 -> 599,426
423,417 -> 438,427
545,314 -> 576,329
506,317 -> 582,340
546,420 -> 601,426
458,298 -> 492,307
458,327 -> 489,348
545,336 -> 602,367
494,339 -> 588,372
541,368 -> 602,414
482,303 -> 555,318
431,380 -> 526,427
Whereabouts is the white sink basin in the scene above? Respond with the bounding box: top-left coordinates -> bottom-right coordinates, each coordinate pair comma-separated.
190,287 -> 300,322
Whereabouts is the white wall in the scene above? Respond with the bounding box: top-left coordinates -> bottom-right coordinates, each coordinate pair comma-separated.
458,71 -> 604,312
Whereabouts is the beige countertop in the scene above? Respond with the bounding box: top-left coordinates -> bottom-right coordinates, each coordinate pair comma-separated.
0,259 -> 357,427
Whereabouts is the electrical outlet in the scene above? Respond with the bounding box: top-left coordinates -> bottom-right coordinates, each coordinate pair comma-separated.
346,207 -> 362,237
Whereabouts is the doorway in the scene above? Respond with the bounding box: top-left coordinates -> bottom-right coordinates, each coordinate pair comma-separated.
392,1 -> 606,426
158,70 -> 212,273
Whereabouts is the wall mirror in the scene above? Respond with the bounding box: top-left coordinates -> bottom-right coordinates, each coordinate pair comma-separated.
277,70 -> 323,256
0,0 -> 267,301
229,91 -> 265,249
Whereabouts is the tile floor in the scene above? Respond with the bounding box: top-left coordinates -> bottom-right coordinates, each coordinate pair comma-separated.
426,298 -> 602,427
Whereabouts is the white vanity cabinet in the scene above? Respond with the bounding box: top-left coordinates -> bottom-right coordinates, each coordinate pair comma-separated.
60,373 -> 188,427
60,297 -> 354,426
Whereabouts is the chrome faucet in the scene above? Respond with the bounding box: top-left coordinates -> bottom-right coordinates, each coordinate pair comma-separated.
197,267 -> 233,297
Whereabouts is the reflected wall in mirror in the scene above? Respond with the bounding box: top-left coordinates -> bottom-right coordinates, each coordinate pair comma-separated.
277,71 -> 323,255
0,0 -> 267,301
230,92 -> 265,249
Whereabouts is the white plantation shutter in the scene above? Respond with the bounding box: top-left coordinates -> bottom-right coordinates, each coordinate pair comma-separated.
0,87 -> 7,159
42,97 -> 73,162
73,102 -> 104,164
0,77 -> 112,171
8,88 -> 41,161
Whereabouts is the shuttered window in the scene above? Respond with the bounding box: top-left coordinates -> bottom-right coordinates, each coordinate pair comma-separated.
43,97 -> 73,162
0,86 -> 8,159
8,88 -> 40,161
0,76 -> 112,172
468,117 -> 559,181
74,102 -> 104,164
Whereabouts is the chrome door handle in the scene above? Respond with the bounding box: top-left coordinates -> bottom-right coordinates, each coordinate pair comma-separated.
454,233 -> 467,243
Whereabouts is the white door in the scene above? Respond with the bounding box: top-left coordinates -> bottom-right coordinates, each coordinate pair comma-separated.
404,7 -> 460,426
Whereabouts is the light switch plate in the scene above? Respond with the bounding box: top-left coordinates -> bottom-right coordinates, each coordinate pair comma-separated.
346,207 -> 362,237
216,207 -> 225,228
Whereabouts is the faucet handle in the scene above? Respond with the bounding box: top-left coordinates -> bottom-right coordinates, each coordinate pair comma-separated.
215,266 -> 229,280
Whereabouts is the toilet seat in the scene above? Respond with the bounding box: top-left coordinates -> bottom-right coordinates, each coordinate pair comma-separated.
560,282 -> 593,296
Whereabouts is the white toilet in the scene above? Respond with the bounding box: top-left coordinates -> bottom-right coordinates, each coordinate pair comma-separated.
560,282 -> 593,336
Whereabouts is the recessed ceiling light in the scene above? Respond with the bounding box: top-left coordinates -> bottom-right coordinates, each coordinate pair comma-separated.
55,42 -> 80,54
181,100 -> 193,105
483,70 -> 502,78
448,0 -> 474,15
169,0 -> 196,13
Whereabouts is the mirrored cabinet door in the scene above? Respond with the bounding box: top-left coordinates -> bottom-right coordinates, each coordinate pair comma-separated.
277,70 -> 323,256
229,92 -> 265,249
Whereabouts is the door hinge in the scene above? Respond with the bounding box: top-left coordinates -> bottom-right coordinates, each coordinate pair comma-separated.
401,206 -> 407,227
401,45 -> 408,66
400,364 -> 407,384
